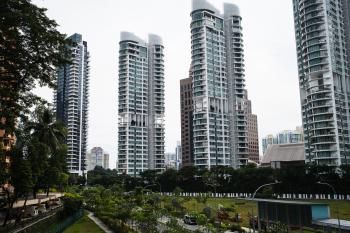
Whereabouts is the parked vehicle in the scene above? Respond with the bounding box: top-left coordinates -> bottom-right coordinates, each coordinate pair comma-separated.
25,206 -> 38,217
37,204 -> 46,214
183,215 -> 197,225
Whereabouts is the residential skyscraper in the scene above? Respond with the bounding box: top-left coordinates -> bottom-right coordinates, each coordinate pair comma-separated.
56,33 -> 89,175
293,0 -> 350,165
117,32 -> 165,176
180,71 -> 194,167
175,141 -> 182,170
245,91 -> 260,163
190,0 -> 256,169
86,147 -> 109,170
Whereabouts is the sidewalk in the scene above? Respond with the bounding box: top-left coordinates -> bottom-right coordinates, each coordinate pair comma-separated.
86,211 -> 114,233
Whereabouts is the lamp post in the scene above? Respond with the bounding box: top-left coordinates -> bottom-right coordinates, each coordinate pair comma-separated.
155,181 -> 162,193
142,184 -> 156,205
317,181 -> 341,232
250,180 -> 281,233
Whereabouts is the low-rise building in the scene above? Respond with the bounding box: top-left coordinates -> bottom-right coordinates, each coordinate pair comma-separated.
262,127 -> 304,154
261,143 -> 305,168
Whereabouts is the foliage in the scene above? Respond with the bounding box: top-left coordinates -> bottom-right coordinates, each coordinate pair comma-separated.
165,217 -> 192,233
10,146 -> 33,198
61,194 -> 83,218
197,213 -> 208,225
202,206 -> 212,218
87,165 -> 350,195
230,223 -> 244,232
266,221 -> 288,233
0,0 -> 72,134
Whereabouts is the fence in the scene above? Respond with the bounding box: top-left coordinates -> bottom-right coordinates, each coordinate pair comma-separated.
47,209 -> 84,233
159,192 -> 350,200
0,206 -> 63,233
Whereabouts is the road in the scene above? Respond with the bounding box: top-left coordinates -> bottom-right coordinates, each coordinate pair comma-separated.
157,216 -> 254,233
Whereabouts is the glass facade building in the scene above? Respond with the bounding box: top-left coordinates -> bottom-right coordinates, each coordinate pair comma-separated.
55,33 -> 89,175
190,0 -> 254,169
117,32 -> 165,175
293,0 -> 350,165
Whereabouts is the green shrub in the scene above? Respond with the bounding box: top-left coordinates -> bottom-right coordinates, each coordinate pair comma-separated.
230,223 -> 244,232
61,194 -> 83,217
197,214 -> 208,225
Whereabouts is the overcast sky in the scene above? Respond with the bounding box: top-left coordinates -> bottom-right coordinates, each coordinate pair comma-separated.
32,0 -> 302,169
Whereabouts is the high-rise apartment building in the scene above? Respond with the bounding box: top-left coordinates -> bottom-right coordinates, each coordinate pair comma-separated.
180,74 -> 194,167
175,141 -> 182,170
245,91 -> 260,163
190,0 -> 256,169
86,147 -> 109,170
117,32 -> 165,176
56,33 -> 89,175
293,0 -> 350,165
262,127 -> 304,154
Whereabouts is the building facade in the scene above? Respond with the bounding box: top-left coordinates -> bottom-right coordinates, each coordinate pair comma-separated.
190,0 -> 257,169
262,127 -> 304,154
175,141 -> 182,170
293,0 -> 350,165
180,75 -> 194,167
261,143 -> 305,169
86,147 -> 109,170
117,32 -> 165,176
245,91 -> 260,163
55,33 -> 89,175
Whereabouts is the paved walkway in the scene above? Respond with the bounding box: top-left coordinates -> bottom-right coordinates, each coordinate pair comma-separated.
86,211 -> 114,233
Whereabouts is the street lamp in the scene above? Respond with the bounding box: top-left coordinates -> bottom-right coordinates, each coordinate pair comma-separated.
155,181 -> 162,193
317,181 -> 341,232
250,180 -> 281,233
142,184 -> 156,205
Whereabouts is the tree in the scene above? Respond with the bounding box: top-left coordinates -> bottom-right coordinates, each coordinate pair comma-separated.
0,0 -> 73,134
4,145 -> 33,225
27,105 -> 67,196
27,106 -> 66,154
27,137 -> 48,198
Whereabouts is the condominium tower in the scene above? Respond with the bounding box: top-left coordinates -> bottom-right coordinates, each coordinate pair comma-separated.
55,33 -> 89,175
293,0 -> 350,165
86,147 -> 109,170
190,0 -> 256,169
245,91 -> 260,163
117,32 -> 165,175
180,74 -> 194,167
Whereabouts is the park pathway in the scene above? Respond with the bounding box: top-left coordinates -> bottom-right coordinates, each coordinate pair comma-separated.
86,211 -> 114,233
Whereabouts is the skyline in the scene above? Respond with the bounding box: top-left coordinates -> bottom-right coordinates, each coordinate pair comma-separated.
33,0 -> 302,169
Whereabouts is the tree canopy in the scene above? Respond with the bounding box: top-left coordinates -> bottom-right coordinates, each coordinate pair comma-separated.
0,0 -> 72,134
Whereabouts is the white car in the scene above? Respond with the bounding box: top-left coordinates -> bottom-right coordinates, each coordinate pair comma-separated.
37,204 -> 47,214
25,206 -> 38,217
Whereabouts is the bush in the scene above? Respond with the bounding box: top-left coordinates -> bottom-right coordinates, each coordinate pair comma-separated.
60,193 -> 83,218
202,206 -> 212,218
196,214 -> 208,225
230,223 -> 244,232
97,212 -> 136,233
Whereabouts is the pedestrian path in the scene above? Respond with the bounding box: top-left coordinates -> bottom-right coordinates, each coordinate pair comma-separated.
86,211 -> 114,233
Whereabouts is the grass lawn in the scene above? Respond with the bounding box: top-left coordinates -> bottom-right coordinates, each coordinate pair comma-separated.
63,213 -> 104,233
181,197 -> 350,228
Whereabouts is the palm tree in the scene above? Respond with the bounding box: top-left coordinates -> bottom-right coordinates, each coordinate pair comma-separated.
27,105 -> 66,153
26,105 -> 67,197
